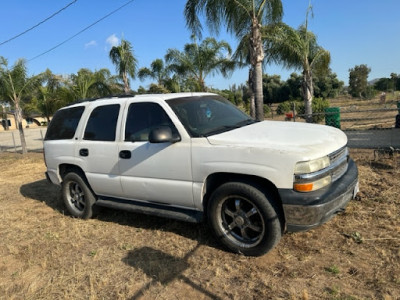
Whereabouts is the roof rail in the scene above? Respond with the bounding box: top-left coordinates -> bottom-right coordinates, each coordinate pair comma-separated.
65,94 -> 136,107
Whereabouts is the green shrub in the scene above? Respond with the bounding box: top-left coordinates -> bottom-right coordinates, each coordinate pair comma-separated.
297,97 -> 329,123
263,104 -> 271,117
276,101 -> 292,115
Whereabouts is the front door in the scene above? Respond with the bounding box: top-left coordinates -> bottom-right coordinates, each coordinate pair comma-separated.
118,101 -> 194,208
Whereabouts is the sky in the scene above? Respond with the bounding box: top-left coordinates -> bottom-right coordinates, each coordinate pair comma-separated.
0,0 -> 399,90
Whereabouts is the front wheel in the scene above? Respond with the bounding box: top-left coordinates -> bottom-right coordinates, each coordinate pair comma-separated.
208,182 -> 283,256
62,172 -> 96,219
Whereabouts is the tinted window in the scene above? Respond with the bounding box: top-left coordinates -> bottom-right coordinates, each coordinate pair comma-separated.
84,104 -> 120,141
45,106 -> 85,140
125,102 -> 177,142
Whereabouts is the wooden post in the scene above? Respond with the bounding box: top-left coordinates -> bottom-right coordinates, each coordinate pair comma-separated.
11,132 -> 17,153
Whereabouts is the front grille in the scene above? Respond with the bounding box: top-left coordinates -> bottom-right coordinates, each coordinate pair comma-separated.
329,146 -> 349,182
294,146 -> 349,183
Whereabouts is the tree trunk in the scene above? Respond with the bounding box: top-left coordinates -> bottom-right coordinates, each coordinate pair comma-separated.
254,62 -> 264,121
248,68 -> 255,118
250,18 -> 265,121
302,69 -> 313,123
123,72 -> 130,94
199,78 -> 206,92
15,101 -> 28,154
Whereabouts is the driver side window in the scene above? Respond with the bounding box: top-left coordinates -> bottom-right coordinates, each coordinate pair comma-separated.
125,102 -> 177,142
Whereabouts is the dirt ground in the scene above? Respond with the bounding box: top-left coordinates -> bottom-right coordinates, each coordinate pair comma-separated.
0,150 -> 399,300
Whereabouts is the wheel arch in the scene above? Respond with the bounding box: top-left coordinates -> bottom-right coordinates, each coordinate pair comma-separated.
59,164 -> 85,180
202,172 -> 285,228
59,163 -> 98,200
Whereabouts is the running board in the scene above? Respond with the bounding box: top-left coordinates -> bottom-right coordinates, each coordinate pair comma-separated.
96,197 -> 203,223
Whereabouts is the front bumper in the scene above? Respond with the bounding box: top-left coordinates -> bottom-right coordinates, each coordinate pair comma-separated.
279,159 -> 359,232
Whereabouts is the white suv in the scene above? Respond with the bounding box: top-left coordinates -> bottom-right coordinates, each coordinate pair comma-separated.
44,93 -> 359,256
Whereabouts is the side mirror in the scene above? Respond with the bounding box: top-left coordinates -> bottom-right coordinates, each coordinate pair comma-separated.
148,126 -> 181,143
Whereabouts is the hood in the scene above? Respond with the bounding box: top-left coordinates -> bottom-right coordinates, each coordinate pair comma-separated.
206,121 -> 347,159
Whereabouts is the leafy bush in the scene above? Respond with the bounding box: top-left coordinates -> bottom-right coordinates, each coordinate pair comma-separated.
263,104 -> 271,117
276,101 -> 292,115
297,97 -> 330,123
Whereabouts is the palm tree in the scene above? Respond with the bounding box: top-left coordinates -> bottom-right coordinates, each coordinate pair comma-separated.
185,0 -> 283,120
266,6 -> 330,122
165,36 -> 235,92
138,58 -> 180,93
138,59 -> 170,86
68,68 -> 113,100
0,57 -> 40,154
109,38 -> 138,94
25,69 -> 64,124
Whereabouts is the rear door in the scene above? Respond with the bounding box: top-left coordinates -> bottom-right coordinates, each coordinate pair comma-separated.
118,100 -> 194,207
76,102 -> 124,198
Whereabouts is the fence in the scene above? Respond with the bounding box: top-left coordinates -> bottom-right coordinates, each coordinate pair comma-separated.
270,99 -> 400,131
267,100 -> 400,150
0,128 -> 46,153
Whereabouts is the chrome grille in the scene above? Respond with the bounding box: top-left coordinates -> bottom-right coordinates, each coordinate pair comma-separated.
293,146 -> 349,184
329,146 -> 349,182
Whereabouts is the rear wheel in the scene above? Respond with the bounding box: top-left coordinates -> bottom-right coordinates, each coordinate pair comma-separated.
62,172 -> 96,219
208,182 -> 282,256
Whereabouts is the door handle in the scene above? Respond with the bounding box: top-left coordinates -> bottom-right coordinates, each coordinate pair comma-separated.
119,150 -> 131,159
79,148 -> 89,157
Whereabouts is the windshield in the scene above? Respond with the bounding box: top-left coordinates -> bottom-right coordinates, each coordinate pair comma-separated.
167,95 -> 256,137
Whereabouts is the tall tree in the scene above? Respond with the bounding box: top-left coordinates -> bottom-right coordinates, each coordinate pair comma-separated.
348,64 -> 371,98
138,59 -> 170,87
262,74 -> 285,103
68,68 -> 113,100
138,58 -> 180,93
313,68 -> 344,99
185,0 -> 283,120
285,72 -> 302,100
266,6 -> 330,122
25,69 -> 64,124
165,37 -> 234,92
0,57 -> 40,154
109,38 -> 138,94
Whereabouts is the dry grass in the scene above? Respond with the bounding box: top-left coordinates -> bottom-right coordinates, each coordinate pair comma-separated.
0,151 -> 399,300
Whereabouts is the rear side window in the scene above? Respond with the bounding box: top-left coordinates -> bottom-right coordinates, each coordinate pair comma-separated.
45,106 -> 85,140
84,104 -> 120,141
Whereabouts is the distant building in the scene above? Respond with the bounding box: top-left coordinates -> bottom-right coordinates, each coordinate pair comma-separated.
1,112 -> 47,131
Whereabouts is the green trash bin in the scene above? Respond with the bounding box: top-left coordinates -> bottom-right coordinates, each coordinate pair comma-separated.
325,107 -> 341,129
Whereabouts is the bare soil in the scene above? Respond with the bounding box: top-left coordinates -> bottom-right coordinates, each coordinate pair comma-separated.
0,151 -> 399,300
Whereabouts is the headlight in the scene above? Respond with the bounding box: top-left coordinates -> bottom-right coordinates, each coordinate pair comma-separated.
293,156 -> 331,192
294,156 -> 330,174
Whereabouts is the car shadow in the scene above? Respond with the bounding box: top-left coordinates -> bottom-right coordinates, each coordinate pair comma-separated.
123,245 -> 222,300
20,179 -> 223,252
20,179 -> 64,212
95,205 -> 221,251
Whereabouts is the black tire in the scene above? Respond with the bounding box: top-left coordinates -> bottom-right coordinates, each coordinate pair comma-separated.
62,172 -> 96,219
396,114 -> 400,128
208,182 -> 283,256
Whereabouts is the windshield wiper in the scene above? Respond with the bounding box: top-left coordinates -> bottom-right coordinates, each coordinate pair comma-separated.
235,118 -> 258,127
202,125 -> 239,137
203,119 -> 258,137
